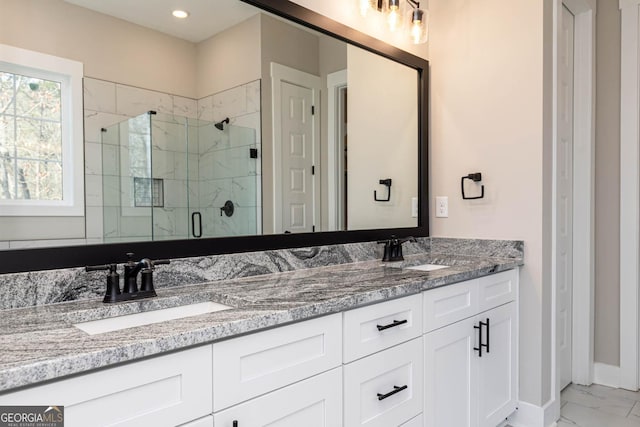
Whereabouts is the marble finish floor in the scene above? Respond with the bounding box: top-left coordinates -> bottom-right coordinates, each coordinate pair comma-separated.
559,383 -> 640,426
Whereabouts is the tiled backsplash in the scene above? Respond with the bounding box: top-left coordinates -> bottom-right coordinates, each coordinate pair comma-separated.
0,238 -> 524,310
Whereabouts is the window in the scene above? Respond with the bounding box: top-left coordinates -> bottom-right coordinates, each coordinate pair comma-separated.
0,44 -> 83,216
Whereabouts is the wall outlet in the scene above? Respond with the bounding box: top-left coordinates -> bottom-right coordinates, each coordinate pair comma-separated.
411,197 -> 418,218
436,196 -> 448,218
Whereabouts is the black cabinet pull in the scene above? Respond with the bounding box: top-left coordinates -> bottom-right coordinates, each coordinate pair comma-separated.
377,385 -> 408,401
485,318 -> 490,354
474,319 -> 489,357
376,319 -> 408,331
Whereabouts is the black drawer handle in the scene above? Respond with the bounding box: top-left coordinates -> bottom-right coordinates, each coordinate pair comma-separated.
474,318 -> 489,357
376,319 -> 408,331
377,384 -> 408,401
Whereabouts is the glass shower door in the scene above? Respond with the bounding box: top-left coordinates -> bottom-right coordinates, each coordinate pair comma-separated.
101,112 -> 153,244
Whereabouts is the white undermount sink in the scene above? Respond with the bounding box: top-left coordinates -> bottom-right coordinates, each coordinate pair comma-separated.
74,301 -> 233,335
405,264 -> 449,272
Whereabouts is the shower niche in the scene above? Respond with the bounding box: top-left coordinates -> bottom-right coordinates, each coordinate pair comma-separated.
100,111 -> 259,243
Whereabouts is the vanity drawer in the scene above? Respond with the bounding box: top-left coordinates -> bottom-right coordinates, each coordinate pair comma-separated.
214,367 -> 342,427
423,279 -> 479,332
0,345 -> 213,427
212,313 -> 342,411
343,294 -> 422,362
344,337 -> 423,427
478,269 -> 518,312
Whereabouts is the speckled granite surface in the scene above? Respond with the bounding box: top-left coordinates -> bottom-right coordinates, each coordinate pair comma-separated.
0,238 -> 523,393
0,237 -> 523,310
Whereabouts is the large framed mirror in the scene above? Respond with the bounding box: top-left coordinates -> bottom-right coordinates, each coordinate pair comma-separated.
0,0 -> 429,273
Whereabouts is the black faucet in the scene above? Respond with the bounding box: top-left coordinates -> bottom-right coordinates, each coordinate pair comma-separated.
86,253 -> 170,303
378,236 -> 416,262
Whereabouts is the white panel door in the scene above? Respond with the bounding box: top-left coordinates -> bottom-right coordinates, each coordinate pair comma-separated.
213,368 -> 342,427
557,3 -> 575,391
281,81 -> 315,233
477,302 -> 518,427
424,316 -> 477,427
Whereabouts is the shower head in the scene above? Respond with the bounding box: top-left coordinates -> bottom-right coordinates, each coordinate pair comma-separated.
215,117 -> 230,131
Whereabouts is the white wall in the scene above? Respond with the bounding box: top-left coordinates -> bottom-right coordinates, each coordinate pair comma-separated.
196,15 -> 262,99
347,45 -> 418,230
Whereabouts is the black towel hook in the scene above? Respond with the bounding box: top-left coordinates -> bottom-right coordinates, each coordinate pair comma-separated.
374,178 -> 392,202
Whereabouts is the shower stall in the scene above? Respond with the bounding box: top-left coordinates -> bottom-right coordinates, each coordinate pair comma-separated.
100,111 -> 259,243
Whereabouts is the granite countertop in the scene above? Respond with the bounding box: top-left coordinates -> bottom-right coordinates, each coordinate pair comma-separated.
0,252 -> 522,393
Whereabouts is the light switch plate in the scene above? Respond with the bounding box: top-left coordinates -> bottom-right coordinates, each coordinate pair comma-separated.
436,196 -> 448,218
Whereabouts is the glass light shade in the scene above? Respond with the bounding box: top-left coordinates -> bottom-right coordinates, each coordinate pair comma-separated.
409,8 -> 428,44
359,0 -> 383,17
387,0 -> 405,32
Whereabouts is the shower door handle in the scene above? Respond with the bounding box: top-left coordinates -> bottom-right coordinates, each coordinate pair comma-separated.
191,212 -> 202,238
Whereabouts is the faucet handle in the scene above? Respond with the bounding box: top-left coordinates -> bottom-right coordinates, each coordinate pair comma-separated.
86,264 -> 121,303
139,259 -> 170,293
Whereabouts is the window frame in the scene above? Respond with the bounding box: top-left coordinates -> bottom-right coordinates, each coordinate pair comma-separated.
0,43 -> 84,216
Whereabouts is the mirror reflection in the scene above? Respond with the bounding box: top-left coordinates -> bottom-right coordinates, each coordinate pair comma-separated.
0,0 -> 419,250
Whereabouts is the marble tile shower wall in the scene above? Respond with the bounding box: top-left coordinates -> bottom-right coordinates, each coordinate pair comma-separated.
197,80 -> 262,236
83,78 -> 262,244
84,78 -> 199,244
0,238 -> 524,310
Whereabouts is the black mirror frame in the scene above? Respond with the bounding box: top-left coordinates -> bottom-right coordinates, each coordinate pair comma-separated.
0,0 -> 429,274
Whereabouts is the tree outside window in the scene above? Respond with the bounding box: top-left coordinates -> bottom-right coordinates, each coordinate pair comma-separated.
0,71 -> 63,201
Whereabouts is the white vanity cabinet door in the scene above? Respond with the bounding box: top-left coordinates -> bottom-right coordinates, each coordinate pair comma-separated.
424,315 -> 478,427
179,415 -> 214,427
212,313 -> 342,411
213,367 -> 342,427
423,279 -> 479,333
344,337 -> 423,427
0,345 -> 213,427
424,300 -> 518,427
343,293 -> 422,362
478,302 -> 517,427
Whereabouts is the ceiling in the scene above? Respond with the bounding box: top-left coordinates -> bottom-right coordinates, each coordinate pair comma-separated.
64,0 -> 259,43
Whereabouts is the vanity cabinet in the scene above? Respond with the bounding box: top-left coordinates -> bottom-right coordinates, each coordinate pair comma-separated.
0,345 -> 213,427
0,269 -> 519,427
423,270 -> 518,427
342,294 -> 424,427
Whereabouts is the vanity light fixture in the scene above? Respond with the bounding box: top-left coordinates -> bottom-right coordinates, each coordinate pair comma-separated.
172,9 -> 189,19
358,0 -> 428,44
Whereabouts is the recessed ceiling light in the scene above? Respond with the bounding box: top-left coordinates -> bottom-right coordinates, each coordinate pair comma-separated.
172,10 -> 189,19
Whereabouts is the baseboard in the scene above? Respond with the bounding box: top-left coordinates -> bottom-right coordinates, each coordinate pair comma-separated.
593,362 -> 621,388
507,399 -> 559,427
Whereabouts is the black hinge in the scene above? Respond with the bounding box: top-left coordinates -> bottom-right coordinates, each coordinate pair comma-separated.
312,225 -> 315,232
312,165 -> 315,175
311,105 -> 315,115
